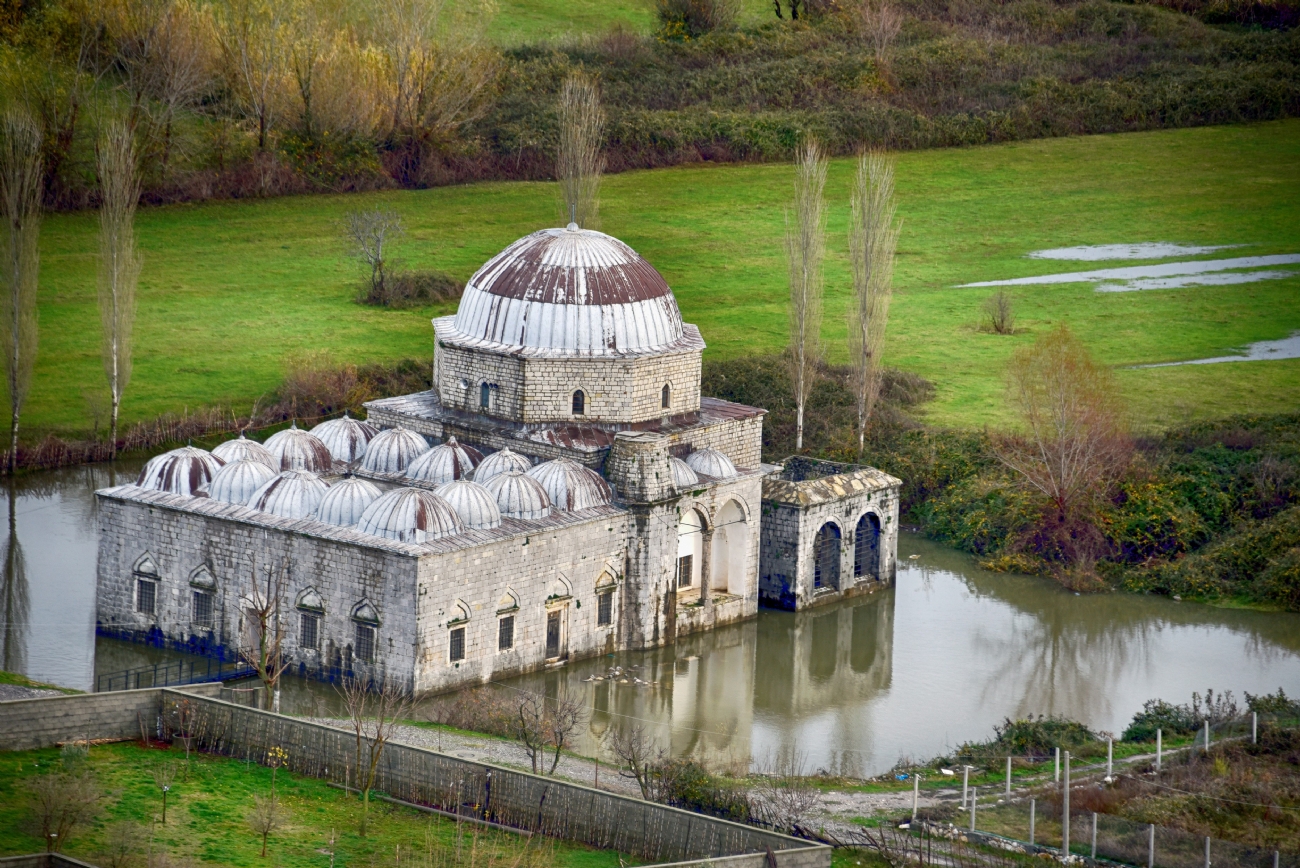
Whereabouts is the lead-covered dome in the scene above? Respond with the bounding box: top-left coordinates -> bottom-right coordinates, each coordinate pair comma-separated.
447,226 -> 685,356
669,456 -> 700,489
356,487 -> 464,543
265,424 -> 333,473
472,446 -> 532,484
204,458 -> 276,505
314,476 -> 382,527
484,471 -> 552,520
405,436 -> 483,485
248,470 -> 330,520
311,413 -> 378,464
212,433 -> 276,470
526,458 -> 614,511
362,427 -> 430,474
435,480 -> 501,530
137,446 -> 224,496
685,448 -> 737,479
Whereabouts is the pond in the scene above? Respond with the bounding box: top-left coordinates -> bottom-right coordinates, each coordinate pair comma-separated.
4,461 -> 1299,775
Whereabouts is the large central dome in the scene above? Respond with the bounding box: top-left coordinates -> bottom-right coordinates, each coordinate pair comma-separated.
448,226 -> 686,356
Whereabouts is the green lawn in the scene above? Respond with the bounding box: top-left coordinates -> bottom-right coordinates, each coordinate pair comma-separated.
32,120 -> 1300,438
0,743 -> 623,867
486,0 -> 774,44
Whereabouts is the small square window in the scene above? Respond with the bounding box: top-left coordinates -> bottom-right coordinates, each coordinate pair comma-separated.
676,555 -> 693,588
192,590 -> 213,627
300,612 -> 320,650
450,626 -> 466,662
137,579 -> 157,615
498,615 -> 514,651
597,590 -> 613,627
354,623 -> 376,663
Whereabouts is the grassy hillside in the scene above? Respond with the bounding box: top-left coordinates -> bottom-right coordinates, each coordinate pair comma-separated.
31,120 -> 1300,438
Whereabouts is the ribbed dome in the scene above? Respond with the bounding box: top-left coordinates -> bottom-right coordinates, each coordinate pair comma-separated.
311,413 -> 379,464
405,436 -> 483,485
526,458 -> 613,511
264,424 -> 333,473
212,433 -> 276,470
685,448 -> 737,479
446,226 -> 686,356
361,427 -> 430,474
204,458 -> 277,505
435,480 -> 502,530
356,487 -> 464,543
314,476 -> 382,527
137,446 -> 224,496
669,456 -> 700,489
472,446 -> 532,484
484,471 -> 552,520
248,470 -> 330,520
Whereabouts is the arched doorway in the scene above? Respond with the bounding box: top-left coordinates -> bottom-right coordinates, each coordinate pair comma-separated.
854,513 -> 881,580
710,500 -> 748,594
813,522 -> 841,591
676,508 -> 705,588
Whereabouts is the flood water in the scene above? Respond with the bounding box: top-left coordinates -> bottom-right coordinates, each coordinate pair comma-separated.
4,462 -> 1299,774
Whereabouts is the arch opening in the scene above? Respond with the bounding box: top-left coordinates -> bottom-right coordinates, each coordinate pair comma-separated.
710,500 -> 747,594
676,508 -> 705,588
854,513 -> 882,580
572,390 -> 586,415
662,383 -> 671,410
813,522 -> 841,591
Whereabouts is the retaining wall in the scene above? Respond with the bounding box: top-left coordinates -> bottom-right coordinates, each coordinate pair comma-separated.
0,684 -> 221,752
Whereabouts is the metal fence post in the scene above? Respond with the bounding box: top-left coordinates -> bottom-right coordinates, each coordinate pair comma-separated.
1204,836 -> 1210,868
1157,729 -> 1162,772
1091,811 -> 1098,859
1148,824 -> 1155,868
1029,798 -> 1036,845
1204,719 -> 1210,754
912,771 -> 919,821
1055,747 -> 1060,783
1252,712 -> 1258,744
1006,756 -> 1012,796
1106,738 -> 1113,781
970,787 -> 977,832
1063,751 -> 1071,856
962,765 -> 970,809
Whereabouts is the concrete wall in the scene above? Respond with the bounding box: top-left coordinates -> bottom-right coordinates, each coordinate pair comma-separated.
0,684 -> 220,752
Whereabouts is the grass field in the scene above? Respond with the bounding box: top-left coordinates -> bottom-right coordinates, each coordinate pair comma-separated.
485,0 -> 773,43
32,120 -> 1300,438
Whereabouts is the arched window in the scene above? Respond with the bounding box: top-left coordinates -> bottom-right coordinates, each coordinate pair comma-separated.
813,523 -> 841,591
854,513 -> 882,580
662,384 -> 671,410
572,390 -> 585,415
480,383 -> 491,409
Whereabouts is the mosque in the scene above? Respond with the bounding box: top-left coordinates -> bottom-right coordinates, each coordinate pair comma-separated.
95,224 -> 901,693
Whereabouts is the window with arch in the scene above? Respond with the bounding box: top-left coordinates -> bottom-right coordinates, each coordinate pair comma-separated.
480,382 -> 491,410
662,383 -> 671,410
854,513 -> 882,580
572,390 -> 586,415
813,523 -> 841,591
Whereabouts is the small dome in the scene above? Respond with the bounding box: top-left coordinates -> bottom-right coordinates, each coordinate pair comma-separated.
264,423 -> 333,473
356,487 -> 464,543
314,476 -> 382,527
685,448 -> 738,479
205,458 -> 277,505
669,456 -> 700,489
248,470 -> 330,520
212,433 -> 276,470
137,446 -> 224,496
311,413 -> 379,464
405,436 -> 483,485
435,480 -> 502,530
472,446 -> 532,484
361,427 -> 430,474
484,471 -> 552,520
526,458 -> 613,511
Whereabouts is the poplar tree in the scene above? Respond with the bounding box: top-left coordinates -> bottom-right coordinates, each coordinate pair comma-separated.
97,121 -> 142,457
785,139 -> 827,452
557,70 -> 604,229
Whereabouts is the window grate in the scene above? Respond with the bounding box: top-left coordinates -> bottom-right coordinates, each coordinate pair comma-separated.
300,612 -> 320,650
597,590 -> 613,626
498,616 -> 514,651
676,555 -> 693,588
137,579 -> 156,615
192,590 -> 213,627
354,623 -> 376,663
450,627 -> 466,662
572,390 -> 585,415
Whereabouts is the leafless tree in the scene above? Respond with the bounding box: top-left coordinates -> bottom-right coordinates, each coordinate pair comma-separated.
605,723 -> 668,800
339,674 -> 412,836
246,793 -> 284,857
214,0 -> 286,151
557,70 -> 604,229
856,0 -> 903,66
97,820 -> 146,868
152,763 -> 177,824
847,149 -> 900,455
983,289 -> 1015,335
239,554 -> 290,712
26,771 -> 102,853
750,749 -> 819,833
785,138 -> 827,452
286,0 -> 381,142
0,109 -> 43,474
514,692 -> 585,775
97,121 -> 142,458
343,210 -> 404,301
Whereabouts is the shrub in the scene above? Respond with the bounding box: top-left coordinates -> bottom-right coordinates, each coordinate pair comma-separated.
1123,699 -> 1199,741
949,715 -> 1098,762
655,759 -> 751,821
654,0 -> 741,40
1244,688 -> 1300,716
359,270 -> 464,308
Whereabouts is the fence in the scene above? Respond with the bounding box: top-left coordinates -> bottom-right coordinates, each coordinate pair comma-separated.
95,658 -> 256,693
159,690 -> 828,868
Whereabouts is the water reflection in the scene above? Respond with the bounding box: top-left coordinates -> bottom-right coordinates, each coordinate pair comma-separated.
1,483 -> 29,673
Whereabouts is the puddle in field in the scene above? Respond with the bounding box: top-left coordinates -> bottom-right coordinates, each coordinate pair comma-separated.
1095,269 -> 1299,292
1028,243 -> 1245,261
1133,331 -> 1300,368
959,254 -> 1300,290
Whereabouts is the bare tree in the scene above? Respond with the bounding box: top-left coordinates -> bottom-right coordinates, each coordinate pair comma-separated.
605,723 -> 667,800
556,71 -> 604,229
215,0 -> 286,151
239,554 -> 290,712
785,138 -> 827,452
847,150 -> 900,454
751,750 -> 819,833
343,210 -> 403,302
996,324 -> 1131,523
97,820 -> 146,868
152,763 -> 177,824
97,121 -> 142,458
514,692 -> 585,775
856,0 -> 903,66
246,793 -> 284,857
982,289 -> 1015,335
340,674 -> 412,836
26,771 -> 102,853
0,109 -> 43,474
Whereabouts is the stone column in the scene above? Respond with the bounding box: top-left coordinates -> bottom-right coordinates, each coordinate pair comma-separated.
700,528 -> 713,605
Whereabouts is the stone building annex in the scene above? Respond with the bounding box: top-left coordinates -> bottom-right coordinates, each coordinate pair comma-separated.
95,223 -> 901,693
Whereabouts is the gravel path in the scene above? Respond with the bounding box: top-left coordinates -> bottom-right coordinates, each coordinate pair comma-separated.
0,684 -> 64,701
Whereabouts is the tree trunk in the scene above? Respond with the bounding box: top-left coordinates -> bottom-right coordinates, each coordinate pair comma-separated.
795,401 -> 804,451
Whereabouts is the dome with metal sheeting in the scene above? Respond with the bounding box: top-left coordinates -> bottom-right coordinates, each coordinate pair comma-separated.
204,458 -> 276,505
669,456 -> 700,489
247,470 -> 330,520
405,436 -> 483,485
264,423 -> 333,473
361,427 -> 430,475
526,458 -> 613,511
434,479 -> 501,530
212,432 -> 277,470
314,476 -> 382,527
311,413 -> 379,464
137,446 -> 224,496
471,446 -> 532,484
484,471 -> 552,520
356,487 -> 464,543
685,447 -> 737,479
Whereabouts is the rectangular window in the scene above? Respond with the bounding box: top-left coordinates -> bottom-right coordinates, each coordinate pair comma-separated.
597,590 -> 613,626
545,610 -> 561,658
137,579 -> 156,615
676,555 -> 693,588
192,590 -> 213,627
498,615 -> 514,651
354,623 -> 375,663
300,611 -> 320,650
450,627 -> 466,662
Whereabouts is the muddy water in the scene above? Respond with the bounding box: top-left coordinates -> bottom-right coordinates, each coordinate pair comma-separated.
4,464 -> 1299,773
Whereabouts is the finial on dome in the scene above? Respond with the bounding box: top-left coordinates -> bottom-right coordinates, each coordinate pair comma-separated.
566,203 -> 578,231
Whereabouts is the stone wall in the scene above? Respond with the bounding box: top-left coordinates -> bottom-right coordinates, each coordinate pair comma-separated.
666,414 -> 764,471
0,684 -> 220,752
